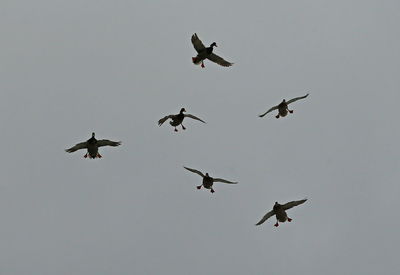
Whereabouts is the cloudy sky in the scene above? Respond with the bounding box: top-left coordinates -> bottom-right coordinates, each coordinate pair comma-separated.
1,0 -> 399,274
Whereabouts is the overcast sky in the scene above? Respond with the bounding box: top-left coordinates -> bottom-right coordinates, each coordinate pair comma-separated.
1,0 -> 399,274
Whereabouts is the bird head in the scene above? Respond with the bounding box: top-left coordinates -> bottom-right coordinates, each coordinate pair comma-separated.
180,108 -> 186,113
211,42 -> 217,47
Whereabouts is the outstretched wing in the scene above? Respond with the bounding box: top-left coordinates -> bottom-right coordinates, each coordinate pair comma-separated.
191,33 -> 206,53
282,199 -> 307,210
286,93 -> 309,105
97,140 -> 121,147
65,141 -> 87,153
207,53 -> 234,67
213,178 -> 237,184
258,105 -> 279,118
184,114 -> 206,123
158,115 -> 174,126
255,210 -> 275,226
183,166 -> 205,177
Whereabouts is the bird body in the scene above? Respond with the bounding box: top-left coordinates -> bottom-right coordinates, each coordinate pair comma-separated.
273,203 -> 290,223
169,112 -> 185,127
277,100 -> 289,118
202,173 -> 214,190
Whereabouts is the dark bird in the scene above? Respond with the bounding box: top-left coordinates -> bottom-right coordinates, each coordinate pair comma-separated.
191,33 -> 233,68
158,108 -> 205,132
259,93 -> 309,118
184,166 -> 237,193
65,132 -> 121,159
256,199 -> 307,227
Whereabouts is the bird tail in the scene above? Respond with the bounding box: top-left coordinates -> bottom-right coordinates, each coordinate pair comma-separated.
192,57 -> 202,65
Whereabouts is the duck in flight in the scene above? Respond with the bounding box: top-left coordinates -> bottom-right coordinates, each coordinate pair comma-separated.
255,199 -> 307,227
191,33 -> 233,68
158,108 -> 205,132
259,93 -> 309,119
65,132 -> 121,159
183,166 -> 237,193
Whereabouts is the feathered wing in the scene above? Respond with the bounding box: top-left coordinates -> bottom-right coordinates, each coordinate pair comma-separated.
282,199 -> 307,210
207,53 -> 234,67
213,178 -> 238,184
183,166 -> 205,177
65,141 -> 87,153
184,114 -> 206,123
191,33 -> 206,53
255,210 -> 275,226
158,115 -> 174,126
97,139 -> 122,147
286,93 -> 309,105
258,105 -> 279,117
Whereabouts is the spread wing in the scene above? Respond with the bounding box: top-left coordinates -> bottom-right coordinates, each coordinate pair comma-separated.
184,114 -> 206,123
191,33 -> 206,53
255,210 -> 275,226
183,166 -> 205,177
65,141 -> 87,153
97,139 -> 121,147
286,93 -> 309,105
207,53 -> 234,67
258,105 -> 279,117
282,199 -> 307,210
158,115 -> 174,126
213,178 -> 237,184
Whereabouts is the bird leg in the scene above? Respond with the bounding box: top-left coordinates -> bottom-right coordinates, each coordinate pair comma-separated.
181,124 -> 186,130
287,217 -> 292,222
174,127 -> 178,132
84,153 -> 88,158
201,61 -> 205,68
274,222 -> 279,227
196,185 -> 202,190
210,188 -> 215,193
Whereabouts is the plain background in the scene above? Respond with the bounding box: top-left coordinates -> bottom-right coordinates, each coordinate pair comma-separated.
1,0 -> 399,274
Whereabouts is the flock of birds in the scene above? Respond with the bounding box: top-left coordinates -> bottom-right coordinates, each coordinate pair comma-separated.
65,33 -> 309,228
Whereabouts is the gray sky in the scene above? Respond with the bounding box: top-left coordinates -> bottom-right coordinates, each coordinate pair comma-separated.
1,0 -> 399,274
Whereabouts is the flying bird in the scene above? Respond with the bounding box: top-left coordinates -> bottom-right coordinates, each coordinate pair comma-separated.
65,132 -> 121,159
158,108 -> 205,132
259,93 -> 309,118
256,199 -> 307,227
183,166 -> 237,193
191,33 -> 233,68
